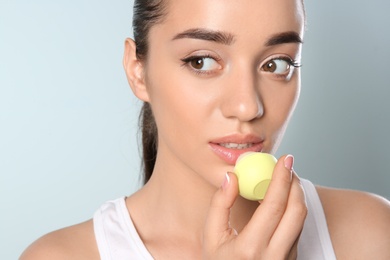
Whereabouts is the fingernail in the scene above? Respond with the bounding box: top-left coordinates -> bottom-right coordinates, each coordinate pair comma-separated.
284,154 -> 294,172
222,172 -> 230,190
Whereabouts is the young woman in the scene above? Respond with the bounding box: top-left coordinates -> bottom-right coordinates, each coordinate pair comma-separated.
21,0 -> 390,259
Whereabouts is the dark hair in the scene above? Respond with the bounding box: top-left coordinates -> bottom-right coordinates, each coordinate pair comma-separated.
133,0 -> 167,184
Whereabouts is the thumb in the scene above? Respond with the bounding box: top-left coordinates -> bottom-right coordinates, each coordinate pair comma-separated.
203,172 -> 239,248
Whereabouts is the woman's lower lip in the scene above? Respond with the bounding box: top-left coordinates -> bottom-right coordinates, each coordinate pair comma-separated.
209,143 -> 263,165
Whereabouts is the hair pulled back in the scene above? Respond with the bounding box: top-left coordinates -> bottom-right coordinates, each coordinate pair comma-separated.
132,0 -> 166,184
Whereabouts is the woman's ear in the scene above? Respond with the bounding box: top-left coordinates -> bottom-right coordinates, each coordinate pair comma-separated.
123,38 -> 150,102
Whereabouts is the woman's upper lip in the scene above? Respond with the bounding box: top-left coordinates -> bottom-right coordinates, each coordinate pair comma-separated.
209,133 -> 264,144
209,134 -> 264,165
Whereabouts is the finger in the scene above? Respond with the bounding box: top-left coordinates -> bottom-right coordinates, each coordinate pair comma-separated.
239,154 -> 294,245
269,172 -> 307,256
203,172 -> 239,249
287,232 -> 300,260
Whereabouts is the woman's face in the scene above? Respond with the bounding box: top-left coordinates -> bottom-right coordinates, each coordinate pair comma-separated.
140,0 -> 304,187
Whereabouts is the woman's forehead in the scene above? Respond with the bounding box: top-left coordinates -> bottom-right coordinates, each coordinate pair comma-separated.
151,0 -> 304,44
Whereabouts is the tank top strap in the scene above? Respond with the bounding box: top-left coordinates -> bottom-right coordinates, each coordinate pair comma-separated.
93,197 -> 154,260
298,179 -> 337,260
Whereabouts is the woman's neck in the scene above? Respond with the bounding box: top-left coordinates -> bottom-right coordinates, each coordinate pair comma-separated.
126,153 -> 259,249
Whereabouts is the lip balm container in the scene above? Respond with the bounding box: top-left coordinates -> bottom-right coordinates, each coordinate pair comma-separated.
234,152 -> 277,201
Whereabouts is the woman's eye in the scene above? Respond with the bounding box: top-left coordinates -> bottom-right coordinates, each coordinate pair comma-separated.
184,56 -> 221,72
261,58 -> 294,74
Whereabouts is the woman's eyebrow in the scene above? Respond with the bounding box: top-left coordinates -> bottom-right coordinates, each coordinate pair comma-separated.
265,31 -> 303,46
172,28 -> 235,45
171,29 -> 302,47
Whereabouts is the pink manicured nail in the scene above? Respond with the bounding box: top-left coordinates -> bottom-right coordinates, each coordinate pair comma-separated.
284,155 -> 294,171
222,172 -> 230,189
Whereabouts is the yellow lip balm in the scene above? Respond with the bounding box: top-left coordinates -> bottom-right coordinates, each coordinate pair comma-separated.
234,152 -> 277,201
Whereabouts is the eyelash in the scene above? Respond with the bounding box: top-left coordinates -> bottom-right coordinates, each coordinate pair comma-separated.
266,56 -> 301,69
260,56 -> 301,80
180,54 -> 222,76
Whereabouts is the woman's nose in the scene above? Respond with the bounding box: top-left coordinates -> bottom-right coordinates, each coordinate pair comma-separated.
220,66 -> 264,122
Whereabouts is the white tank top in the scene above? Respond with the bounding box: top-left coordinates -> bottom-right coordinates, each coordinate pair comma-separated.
93,179 -> 336,259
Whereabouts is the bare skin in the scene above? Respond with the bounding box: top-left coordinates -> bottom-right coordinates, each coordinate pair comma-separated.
20,0 -> 390,259
20,220 -> 99,260
317,187 -> 390,259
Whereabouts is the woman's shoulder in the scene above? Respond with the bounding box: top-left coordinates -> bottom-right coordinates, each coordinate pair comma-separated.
20,219 -> 100,260
316,185 -> 390,259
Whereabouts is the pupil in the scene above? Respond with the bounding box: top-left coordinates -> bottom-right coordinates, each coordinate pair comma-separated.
266,61 -> 276,72
192,58 -> 204,69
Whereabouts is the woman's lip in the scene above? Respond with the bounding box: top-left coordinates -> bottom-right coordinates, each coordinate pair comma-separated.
209,143 -> 263,165
210,134 -> 263,144
209,134 -> 264,165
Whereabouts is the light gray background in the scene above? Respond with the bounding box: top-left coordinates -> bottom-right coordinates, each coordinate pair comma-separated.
1,1 -> 389,259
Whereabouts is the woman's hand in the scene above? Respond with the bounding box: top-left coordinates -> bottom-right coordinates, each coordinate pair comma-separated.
203,155 -> 307,260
